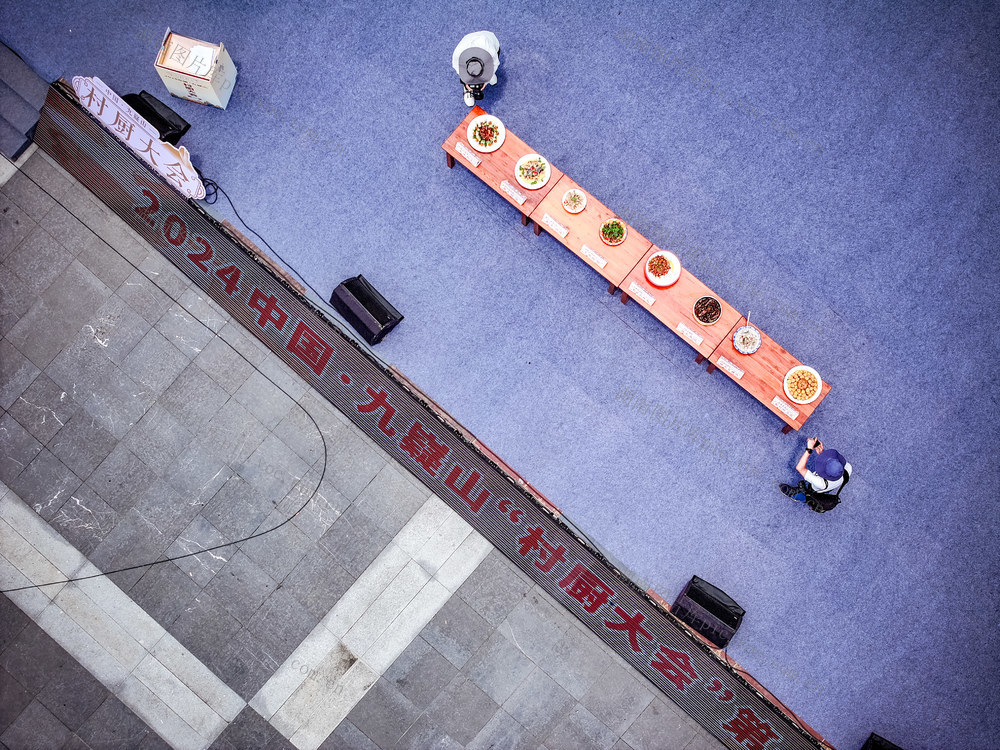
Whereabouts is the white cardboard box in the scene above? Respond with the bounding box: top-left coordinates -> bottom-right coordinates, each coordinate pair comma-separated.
154,29 -> 237,109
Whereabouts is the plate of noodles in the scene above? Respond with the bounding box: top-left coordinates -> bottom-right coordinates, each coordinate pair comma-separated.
562,188 -> 587,214
732,325 -> 762,354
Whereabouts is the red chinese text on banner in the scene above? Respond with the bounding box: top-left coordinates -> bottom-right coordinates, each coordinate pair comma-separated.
400,421 -> 450,475
445,465 -> 490,513
559,563 -> 616,613
357,387 -> 397,437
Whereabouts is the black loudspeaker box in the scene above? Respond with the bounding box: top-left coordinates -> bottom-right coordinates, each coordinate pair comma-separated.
671,575 -> 745,649
861,734 -> 905,750
122,92 -> 190,146
330,275 -> 403,345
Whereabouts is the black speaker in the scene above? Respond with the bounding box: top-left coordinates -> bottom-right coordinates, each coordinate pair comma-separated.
122,91 -> 190,145
861,734 -> 905,750
672,576 -> 745,648
330,275 -> 403,345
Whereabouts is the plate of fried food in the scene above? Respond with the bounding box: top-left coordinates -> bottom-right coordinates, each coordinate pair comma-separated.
514,153 -> 550,189
467,114 -> 505,153
783,365 -> 822,404
643,250 -> 681,287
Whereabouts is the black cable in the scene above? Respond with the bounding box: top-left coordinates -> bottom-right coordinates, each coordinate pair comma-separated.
201,175 -> 218,204
197,175 -> 345,323
0,158 -> 330,594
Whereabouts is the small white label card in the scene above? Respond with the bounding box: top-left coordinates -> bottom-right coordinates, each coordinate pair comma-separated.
676,322 -> 704,347
628,281 -> 656,306
542,213 -> 569,238
580,244 -> 608,269
717,356 -> 745,380
771,396 -> 799,420
500,180 -> 527,205
455,142 -> 481,166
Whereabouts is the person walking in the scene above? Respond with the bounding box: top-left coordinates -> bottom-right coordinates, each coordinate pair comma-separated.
779,437 -> 851,512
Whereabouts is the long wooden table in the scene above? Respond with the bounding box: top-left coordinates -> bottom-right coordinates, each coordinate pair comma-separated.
620,246 -> 743,361
708,317 -> 832,433
441,108 -> 832,432
442,106 -> 562,226
528,174 -> 652,294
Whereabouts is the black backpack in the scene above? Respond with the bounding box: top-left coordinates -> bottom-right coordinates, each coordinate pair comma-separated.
804,470 -> 850,513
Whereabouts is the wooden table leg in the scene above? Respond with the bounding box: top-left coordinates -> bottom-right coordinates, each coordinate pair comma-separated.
533,222 -> 542,236
607,281 -> 616,295
620,291 -> 630,305
706,363 -> 717,374
695,354 -> 705,364
521,213 -> 529,226
782,424 -> 794,434
446,153 -> 455,169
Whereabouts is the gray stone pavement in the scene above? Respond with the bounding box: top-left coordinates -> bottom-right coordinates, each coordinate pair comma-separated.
0,146 -> 725,750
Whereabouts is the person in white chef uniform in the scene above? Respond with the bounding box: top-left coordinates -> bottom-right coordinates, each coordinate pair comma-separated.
452,31 -> 500,107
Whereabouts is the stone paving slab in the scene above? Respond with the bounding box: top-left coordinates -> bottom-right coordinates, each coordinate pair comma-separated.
0,149 -> 726,749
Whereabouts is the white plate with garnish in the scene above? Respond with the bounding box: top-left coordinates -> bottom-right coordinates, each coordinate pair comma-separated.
467,114 -> 505,153
515,153 -> 550,189
561,188 -> 587,213
644,250 -> 681,287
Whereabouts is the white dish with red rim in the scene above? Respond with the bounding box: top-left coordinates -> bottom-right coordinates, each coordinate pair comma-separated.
644,250 -> 681,287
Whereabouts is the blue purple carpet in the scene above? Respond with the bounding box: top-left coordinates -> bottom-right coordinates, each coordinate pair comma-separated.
2,2 -> 998,748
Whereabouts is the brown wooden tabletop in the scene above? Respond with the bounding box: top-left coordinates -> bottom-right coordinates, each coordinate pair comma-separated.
442,107 -> 563,220
708,317 -> 832,432
619,246 -> 744,360
527,174 -> 653,291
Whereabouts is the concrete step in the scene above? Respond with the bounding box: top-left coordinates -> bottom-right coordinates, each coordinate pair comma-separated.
0,42 -> 49,110
0,79 -> 38,135
0,115 -> 31,161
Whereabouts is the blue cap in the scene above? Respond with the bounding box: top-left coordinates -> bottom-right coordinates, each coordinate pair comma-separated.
814,449 -> 846,480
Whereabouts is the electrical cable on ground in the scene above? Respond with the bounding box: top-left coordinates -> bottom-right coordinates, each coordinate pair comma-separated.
0,160 -> 330,594
198,174 -> 348,325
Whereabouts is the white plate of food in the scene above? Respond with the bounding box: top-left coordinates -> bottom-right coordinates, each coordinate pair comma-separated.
783,365 -> 822,404
600,218 -> 627,246
561,188 -> 587,214
732,325 -> 762,354
467,114 -> 505,153
514,153 -> 550,189
644,250 -> 681,287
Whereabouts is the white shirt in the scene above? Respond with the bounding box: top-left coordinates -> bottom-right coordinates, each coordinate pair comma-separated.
804,462 -> 853,494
